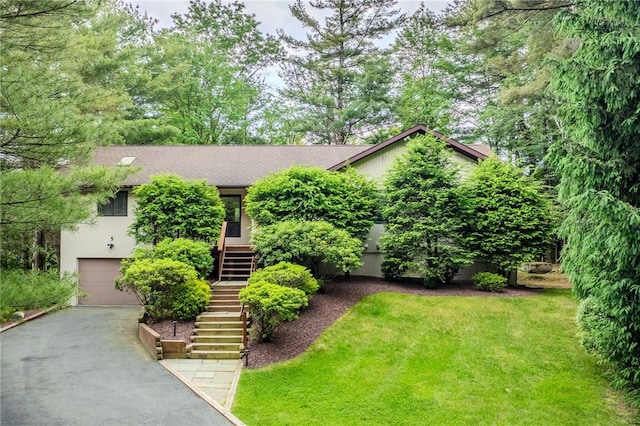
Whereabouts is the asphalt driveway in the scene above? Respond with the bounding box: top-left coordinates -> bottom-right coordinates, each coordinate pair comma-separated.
0,307 -> 233,426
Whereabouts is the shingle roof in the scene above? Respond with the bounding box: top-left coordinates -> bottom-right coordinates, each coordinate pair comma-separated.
93,126 -> 490,187
94,145 -> 371,187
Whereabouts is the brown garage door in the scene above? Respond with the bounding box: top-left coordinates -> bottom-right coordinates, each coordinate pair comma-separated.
78,259 -> 139,305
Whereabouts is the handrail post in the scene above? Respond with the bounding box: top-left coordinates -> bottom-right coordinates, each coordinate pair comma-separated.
217,221 -> 228,282
241,306 -> 248,351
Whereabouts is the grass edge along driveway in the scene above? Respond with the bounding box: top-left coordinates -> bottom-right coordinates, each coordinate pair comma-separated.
233,289 -> 636,425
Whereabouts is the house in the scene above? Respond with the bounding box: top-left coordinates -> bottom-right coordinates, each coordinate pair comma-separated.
60,125 -> 489,305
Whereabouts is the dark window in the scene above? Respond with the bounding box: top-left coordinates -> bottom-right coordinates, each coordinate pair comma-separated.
98,191 -> 128,216
221,195 -> 241,238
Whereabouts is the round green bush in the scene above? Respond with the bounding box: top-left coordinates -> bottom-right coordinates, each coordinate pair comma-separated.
115,258 -> 206,322
172,279 -> 211,320
153,238 -> 213,279
251,220 -> 363,278
239,280 -> 308,342
472,272 -> 507,292
248,262 -> 319,297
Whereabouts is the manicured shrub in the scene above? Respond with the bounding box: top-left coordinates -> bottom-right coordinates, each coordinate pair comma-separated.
153,238 -> 213,278
115,258 -> 209,322
239,280 -> 308,342
171,279 -> 211,320
245,166 -> 378,240
459,157 -> 554,280
248,262 -> 319,297
472,272 -> 507,292
251,220 -> 363,279
123,238 -> 213,279
0,269 -> 76,321
129,174 -> 225,245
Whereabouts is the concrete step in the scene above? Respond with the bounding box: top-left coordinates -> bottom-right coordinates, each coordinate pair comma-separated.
194,327 -> 244,336
211,290 -> 241,296
189,350 -> 243,360
211,281 -> 246,294
212,281 -> 248,287
192,335 -> 243,344
195,321 -> 244,329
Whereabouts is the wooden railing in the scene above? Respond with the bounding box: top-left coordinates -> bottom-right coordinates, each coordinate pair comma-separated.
217,221 -> 228,282
240,304 -> 248,351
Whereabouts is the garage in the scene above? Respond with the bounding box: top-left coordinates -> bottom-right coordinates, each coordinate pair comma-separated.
78,259 -> 139,305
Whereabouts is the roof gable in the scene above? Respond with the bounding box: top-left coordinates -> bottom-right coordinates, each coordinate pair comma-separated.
327,124 -> 488,171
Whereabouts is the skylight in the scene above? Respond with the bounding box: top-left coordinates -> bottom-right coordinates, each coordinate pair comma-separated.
117,157 -> 136,166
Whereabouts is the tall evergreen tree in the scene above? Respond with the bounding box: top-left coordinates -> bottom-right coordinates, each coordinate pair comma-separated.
0,0 -> 130,269
380,135 -> 470,287
279,0 -> 404,144
441,0 -> 573,181
548,0 -> 640,398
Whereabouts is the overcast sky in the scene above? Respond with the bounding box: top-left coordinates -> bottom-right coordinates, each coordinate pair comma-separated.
129,0 -> 449,37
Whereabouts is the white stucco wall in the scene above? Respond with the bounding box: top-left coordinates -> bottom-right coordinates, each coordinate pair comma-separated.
60,191 -> 137,304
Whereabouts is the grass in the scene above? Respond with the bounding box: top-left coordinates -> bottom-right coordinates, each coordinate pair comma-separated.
233,289 -> 637,425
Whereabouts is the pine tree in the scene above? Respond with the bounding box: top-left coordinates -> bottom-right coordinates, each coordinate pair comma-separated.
279,0 -> 404,144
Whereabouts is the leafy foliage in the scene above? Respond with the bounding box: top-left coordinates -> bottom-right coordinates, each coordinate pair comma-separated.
138,0 -> 280,145
245,166 -> 378,240
392,5 -> 457,132
438,0 -> 570,180
548,0 -> 640,398
380,135 -> 470,287
171,279 -> 211,320
129,174 -> 225,245
0,270 -> 76,321
152,238 -> 213,279
472,272 -> 507,292
251,220 -> 363,279
459,157 -> 553,277
248,262 -> 319,297
239,280 -> 308,342
114,258 -> 210,322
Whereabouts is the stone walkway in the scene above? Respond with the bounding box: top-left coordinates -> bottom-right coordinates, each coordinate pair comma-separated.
161,358 -> 246,426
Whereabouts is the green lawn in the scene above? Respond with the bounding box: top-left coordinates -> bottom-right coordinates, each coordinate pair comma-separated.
233,289 -> 636,425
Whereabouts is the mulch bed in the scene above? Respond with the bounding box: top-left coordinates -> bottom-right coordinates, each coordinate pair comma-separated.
148,318 -> 195,343
243,276 -> 541,369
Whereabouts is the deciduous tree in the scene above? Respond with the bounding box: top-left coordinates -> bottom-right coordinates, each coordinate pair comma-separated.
128,174 -> 225,245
